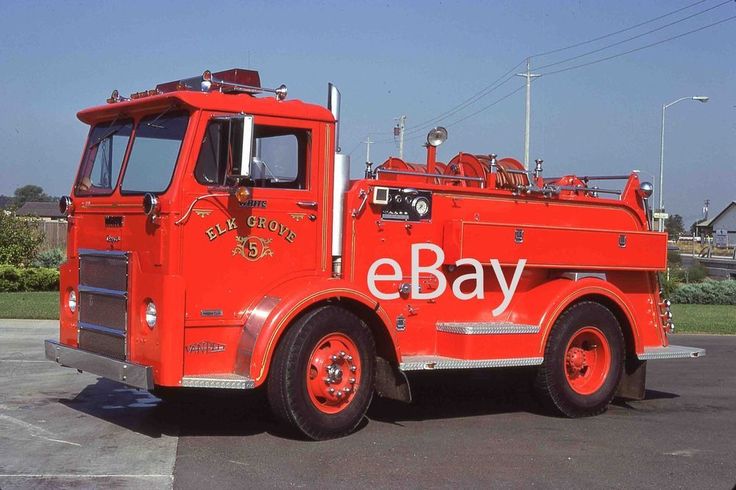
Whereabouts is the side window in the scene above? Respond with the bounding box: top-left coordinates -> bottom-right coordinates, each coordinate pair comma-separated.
194,119 -> 241,186
76,120 -> 133,195
194,119 -> 309,189
252,127 -> 307,188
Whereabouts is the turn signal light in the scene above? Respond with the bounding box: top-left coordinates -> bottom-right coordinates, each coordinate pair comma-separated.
235,186 -> 251,203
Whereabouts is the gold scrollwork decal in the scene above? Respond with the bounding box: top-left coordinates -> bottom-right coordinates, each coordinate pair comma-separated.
233,236 -> 274,261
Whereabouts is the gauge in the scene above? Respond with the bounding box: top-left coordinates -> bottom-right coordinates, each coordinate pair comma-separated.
412,197 -> 430,217
394,194 -> 403,203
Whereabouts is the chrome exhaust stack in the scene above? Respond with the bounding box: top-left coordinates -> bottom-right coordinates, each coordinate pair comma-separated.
328,83 -> 349,277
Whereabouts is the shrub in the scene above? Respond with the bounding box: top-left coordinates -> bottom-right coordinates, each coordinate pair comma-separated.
33,248 -> 66,268
670,280 -> 736,305
667,250 -> 682,266
0,265 -> 59,292
686,263 -> 708,283
0,265 -> 22,292
0,213 -> 45,266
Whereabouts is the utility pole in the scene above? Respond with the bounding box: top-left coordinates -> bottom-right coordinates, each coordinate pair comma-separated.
516,58 -> 541,169
703,199 -> 710,220
394,115 -> 406,159
363,136 -> 374,178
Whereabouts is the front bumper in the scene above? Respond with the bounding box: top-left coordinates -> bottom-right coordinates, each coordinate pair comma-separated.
45,340 -> 154,390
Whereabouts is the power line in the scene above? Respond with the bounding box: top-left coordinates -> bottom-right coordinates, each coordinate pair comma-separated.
531,0 -> 710,58
540,14 -> 736,76
400,59 -> 526,133
535,0 -> 733,71
383,83 -> 527,146
358,3 -> 735,148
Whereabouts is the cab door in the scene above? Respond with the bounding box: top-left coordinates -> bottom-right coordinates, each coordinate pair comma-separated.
180,112 -> 329,329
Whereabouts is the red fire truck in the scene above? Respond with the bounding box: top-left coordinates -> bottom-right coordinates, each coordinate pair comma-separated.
46,68 -> 704,440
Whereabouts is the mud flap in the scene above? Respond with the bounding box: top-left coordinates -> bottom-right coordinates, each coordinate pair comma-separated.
374,356 -> 412,403
616,358 -> 647,400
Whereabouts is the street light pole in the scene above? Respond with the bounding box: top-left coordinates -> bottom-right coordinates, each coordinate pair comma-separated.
657,95 -> 709,232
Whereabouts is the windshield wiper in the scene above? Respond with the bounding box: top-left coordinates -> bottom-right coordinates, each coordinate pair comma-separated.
88,126 -> 120,149
146,105 -> 175,129
88,116 -> 121,149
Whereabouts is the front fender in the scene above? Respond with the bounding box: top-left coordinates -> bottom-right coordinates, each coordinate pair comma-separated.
235,276 -> 398,387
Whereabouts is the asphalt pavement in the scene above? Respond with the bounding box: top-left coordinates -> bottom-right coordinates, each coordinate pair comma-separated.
0,320 -> 734,489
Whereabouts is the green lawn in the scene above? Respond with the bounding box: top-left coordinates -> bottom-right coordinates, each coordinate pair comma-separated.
0,292 -> 733,335
0,291 -> 59,319
671,304 -> 736,335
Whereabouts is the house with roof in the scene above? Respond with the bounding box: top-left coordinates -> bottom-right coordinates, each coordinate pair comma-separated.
695,201 -> 736,245
15,201 -> 65,221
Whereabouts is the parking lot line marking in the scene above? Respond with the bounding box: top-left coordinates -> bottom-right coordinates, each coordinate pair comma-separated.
0,474 -> 173,479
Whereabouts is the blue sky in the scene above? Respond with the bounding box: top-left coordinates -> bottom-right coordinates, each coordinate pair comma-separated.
0,0 -> 733,225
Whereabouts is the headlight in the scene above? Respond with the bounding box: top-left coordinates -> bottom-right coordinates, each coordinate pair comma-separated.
145,301 -> 157,328
68,290 -> 77,313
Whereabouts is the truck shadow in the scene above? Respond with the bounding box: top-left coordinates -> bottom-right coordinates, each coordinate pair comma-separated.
58,378 -> 274,439
58,371 -> 680,439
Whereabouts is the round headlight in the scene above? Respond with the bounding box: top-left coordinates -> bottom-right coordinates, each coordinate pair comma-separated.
143,193 -> 160,217
68,290 -> 77,313
145,301 -> 157,328
59,196 -> 73,216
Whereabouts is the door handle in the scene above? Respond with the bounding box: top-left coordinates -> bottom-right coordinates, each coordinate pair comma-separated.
296,200 -> 318,209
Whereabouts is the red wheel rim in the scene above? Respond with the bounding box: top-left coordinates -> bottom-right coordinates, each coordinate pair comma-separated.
563,327 -> 611,395
306,333 -> 361,414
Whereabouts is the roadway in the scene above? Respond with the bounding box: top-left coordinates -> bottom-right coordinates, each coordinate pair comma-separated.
0,320 -> 734,489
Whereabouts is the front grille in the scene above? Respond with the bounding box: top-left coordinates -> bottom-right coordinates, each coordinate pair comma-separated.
78,250 -> 128,360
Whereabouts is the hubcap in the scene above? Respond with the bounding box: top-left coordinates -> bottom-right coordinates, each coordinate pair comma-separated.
307,333 -> 361,414
564,327 -> 611,395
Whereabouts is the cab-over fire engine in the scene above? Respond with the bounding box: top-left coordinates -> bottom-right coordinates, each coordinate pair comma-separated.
46,68 -> 704,440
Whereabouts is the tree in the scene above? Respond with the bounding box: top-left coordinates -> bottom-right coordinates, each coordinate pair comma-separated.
14,185 -> 52,208
0,213 -> 45,266
665,214 -> 685,239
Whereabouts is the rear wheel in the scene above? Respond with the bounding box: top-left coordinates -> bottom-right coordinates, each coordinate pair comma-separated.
267,305 -> 375,440
535,301 -> 624,417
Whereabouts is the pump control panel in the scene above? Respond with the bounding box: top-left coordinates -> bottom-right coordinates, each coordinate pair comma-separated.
372,186 -> 432,222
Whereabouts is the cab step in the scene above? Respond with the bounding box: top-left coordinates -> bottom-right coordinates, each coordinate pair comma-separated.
399,355 -> 543,371
436,321 -> 540,335
181,373 -> 255,389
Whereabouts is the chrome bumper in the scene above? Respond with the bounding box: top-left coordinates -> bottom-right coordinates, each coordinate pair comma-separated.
44,340 -> 154,390
637,344 -> 706,361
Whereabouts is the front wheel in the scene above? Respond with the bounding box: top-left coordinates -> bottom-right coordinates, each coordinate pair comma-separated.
535,301 -> 624,417
267,306 -> 375,440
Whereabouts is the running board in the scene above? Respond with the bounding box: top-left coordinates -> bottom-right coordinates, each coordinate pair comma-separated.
437,322 -> 539,335
637,345 -> 706,361
400,355 -> 543,371
181,374 -> 255,389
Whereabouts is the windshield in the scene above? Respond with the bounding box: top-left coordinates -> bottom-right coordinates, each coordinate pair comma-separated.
75,119 -> 133,195
121,111 -> 189,193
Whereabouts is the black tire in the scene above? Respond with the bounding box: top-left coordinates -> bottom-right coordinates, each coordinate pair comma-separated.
267,305 -> 375,440
535,301 -> 624,417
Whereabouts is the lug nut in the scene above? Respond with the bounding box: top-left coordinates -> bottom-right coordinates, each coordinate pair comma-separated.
349,377 -> 356,384
331,355 -> 338,362
340,351 -> 346,358
328,387 -> 335,394
350,366 -> 357,372
346,355 -> 353,362
343,387 -> 351,393
336,391 -> 343,398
